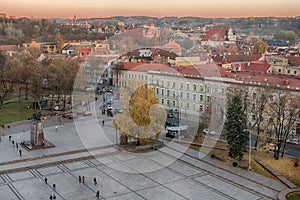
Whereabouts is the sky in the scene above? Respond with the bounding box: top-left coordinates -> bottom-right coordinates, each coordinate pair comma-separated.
1,0 -> 300,18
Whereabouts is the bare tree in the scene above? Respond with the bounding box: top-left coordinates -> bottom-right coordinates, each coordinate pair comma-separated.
265,89 -> 300,159
0,53 -> 14,109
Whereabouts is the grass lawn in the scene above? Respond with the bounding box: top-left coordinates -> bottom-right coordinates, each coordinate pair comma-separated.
287,193 -> 300,200
3,94 -> 18,101
187,136 -> 300,187
0,102 -> 34,126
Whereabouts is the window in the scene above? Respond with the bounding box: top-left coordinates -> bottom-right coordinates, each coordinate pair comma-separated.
193,84 -> 196,91
187,93 -> 190,99
167,81 -> 170,87
278,69 -> 281,73
215,87 -> 218,93
295,71 -> 297,75
253,92 -> 256,100
186,103 -> 190,109
173,91 -> 176,97
193,94 -> 196,100
288,70 -> 291,74
167,90 -> 170,96
173,100 -> 176,106
180,92 -> 183,98
161,99 -> 164,104
206,85 -> 210,93
193,104 -> 196,111
200,105 -> 203,112
156,88 -> 159,94
167,100 -> 170,105
207,96 -> 210,103
180,83 -> 183,89
161,89 -> 164,95
200,94 -> 203,101
200,85 -> 204,92
187,83 -> 190,90
173,82 -> 176,88
161,80 -> 164,86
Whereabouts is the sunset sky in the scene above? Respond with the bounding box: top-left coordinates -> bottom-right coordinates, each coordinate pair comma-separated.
2,0 -> 300,18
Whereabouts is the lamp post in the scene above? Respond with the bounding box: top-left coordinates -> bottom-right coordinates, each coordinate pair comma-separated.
248,129 -> 251,171
115,128 -> 118,144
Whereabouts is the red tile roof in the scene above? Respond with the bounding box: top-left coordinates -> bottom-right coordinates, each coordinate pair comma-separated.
240,61 -> 271,73
287,56 -> 300,66
152,41 -> 182,52
0,45 -> 18,51
202,28 -> 227,41
213,54 -> 262,64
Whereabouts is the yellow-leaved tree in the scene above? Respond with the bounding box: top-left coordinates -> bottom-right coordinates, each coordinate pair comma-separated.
113,79 -> 167,145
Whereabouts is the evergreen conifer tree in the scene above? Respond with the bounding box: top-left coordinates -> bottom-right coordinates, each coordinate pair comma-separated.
224,95 -> 248,161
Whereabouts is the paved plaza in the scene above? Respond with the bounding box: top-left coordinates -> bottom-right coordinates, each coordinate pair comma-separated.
0,113 -> 286,200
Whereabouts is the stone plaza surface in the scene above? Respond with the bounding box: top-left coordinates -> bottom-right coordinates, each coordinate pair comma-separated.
0,114 -> 286,200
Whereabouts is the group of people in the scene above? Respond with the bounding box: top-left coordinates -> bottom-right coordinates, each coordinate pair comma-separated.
8,135 -> 23,156
45,173 -> 101,199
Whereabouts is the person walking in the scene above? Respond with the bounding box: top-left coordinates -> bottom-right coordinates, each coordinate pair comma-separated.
45,177 -> 48,184
82,176 -> 85,184
78,175 -> 81,183
19,149 -> 22,156
93,177 -> 97,185
16,142 -> 18,148
52,183 -> 56,190
102,120 -> 104,126
49,194 -> 53,200
52,194 -> 56,199
96,190 -> 100,198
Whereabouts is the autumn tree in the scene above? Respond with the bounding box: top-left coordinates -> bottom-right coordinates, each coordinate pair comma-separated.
273,31 -> 297,42
224,95 -> 248,161
113,79 -> 167,145
55,32 -> 65,53
228,44 -> 237,54
251,41 -> 268,54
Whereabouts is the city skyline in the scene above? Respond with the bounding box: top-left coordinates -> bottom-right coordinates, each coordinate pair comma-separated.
1,0 -> 300,19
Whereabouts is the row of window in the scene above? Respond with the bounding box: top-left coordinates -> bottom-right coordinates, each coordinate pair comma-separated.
160,98 -> 208,112
156,88 -> 210,102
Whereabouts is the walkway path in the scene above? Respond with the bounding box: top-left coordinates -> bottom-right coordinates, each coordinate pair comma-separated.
0,111 -> 290,200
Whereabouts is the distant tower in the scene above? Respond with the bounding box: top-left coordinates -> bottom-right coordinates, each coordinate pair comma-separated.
73,14 -> 77,23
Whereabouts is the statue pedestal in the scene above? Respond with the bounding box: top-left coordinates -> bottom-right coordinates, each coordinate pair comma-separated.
31,122 -> 44,146
22,121 -> 55,150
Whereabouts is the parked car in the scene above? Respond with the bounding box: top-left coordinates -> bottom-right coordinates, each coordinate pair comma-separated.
209,131 -> 216,135
203,128 -> 209,135
263,143 -> 278,152
62,112 -> 77,119
287,138 -> 299,145
167,113 -> 174,118
115,108 -> 122,113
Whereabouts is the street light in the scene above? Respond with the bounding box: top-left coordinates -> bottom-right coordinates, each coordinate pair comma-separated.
249,129 -> 251,171
115,127 -> 118,144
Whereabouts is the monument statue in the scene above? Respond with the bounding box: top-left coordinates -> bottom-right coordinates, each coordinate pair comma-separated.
30,111 -> 45,146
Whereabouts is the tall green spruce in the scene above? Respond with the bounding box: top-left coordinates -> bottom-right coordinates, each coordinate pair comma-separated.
224,95 -> 248,161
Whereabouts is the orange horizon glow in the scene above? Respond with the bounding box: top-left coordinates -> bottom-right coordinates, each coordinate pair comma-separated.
1,0 -> 300,19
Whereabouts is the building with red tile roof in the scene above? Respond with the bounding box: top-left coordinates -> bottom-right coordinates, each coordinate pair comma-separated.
201,28 -> 236,47
0,45 -> 19,56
